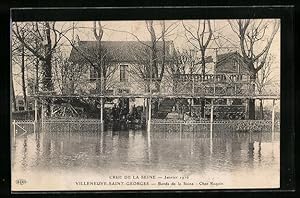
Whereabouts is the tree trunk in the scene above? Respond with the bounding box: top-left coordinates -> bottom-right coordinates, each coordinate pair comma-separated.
11,78 -> 17,112
35,58 -> 39,93
200,99 -> 205,118
248,71 -> 256,120
96,66 -> 105,94
189,98 -> 192,116
43,22 -> 54,92
201,50 -> 206,76
21,44 -> 27,110
42,57 -> 54,92
200,50 -> 206,118
259,99 -> 264,120
43,56 -> 53,117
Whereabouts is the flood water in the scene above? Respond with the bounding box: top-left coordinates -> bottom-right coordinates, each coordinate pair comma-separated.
11,129 -> 280,191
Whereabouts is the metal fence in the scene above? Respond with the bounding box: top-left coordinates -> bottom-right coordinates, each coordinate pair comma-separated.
12,120 -> 35,137
41,119 -> 103,133
150,119 -> 280,133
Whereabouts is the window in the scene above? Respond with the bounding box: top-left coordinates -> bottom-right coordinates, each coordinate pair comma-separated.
120,65 -> 128,82
237,61 -> 241,74
18,99 -> 24,105
18,106 -> 24,111
90,66 -> 98,81
118,89 -> 130,94
232,60 -> 237,69
233,60 -> 240,73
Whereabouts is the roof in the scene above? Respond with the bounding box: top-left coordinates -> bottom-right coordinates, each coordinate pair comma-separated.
216,51 -> 243,67
69,40 -> 175,63
215,51 -> 250,74
196,52 -> 241,65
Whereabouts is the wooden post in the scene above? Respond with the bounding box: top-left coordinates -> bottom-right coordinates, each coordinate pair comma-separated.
100,97 -> 104,131
192,78 -> 195,95
234,84 -> 237,95
145,98 -> 148,124
100,98 -> 103,122
245,99 -> 248,120
34,99 -> 38,122
213,48 -> 217,96
189,98 -> 192,116
147,99 -> 151,158
271,99 -> 276,141
210,99 -> 214,154
147,98 -> 152,133
34,99 -> 38,135
210,100 -> 214,134
33,121 -> 36,135
180,123 -> 182,140
13,120 -> 16,139
41,103 -> 44,132
213,81 -> 216,95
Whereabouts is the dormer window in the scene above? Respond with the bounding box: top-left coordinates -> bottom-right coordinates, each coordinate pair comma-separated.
233,60 -> 240,73
120,65 -> 128,82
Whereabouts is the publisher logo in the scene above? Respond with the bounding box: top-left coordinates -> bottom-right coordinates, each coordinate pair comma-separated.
16,179 -> 27,185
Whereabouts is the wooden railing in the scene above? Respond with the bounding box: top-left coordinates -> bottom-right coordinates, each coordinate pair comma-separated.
30,74 -> 279,98
173,73 -> 249,82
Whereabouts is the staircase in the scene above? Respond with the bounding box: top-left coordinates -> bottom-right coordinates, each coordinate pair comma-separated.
152,99 -> 176,119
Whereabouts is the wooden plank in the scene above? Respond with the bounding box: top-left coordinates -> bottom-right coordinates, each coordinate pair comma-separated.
30,94 -> 280,100
271,99 -> 276,140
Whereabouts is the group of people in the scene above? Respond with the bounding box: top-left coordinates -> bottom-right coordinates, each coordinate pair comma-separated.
111,103 -> 141,122
112,103 -> 128,121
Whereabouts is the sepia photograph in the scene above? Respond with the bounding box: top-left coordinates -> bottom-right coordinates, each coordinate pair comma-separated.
11,18 -> 281,191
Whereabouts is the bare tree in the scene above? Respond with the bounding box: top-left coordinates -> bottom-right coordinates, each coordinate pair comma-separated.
65,21 -> 118,94
12,29 -> 28,110
228,19 -> 279,119
12,22 -> 74,89
182,20 -> 213,76
11,78 -> 17,111
255,55 -> 274,119
107,20 -> 178,92
11,27 -> 38,111
170,48 -> 214,75
182,20 -> 213,118
52,50 -> 88,95
12,22 -> 72,115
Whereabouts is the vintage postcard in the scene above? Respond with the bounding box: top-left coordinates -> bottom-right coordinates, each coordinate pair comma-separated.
11,18 -> 280,191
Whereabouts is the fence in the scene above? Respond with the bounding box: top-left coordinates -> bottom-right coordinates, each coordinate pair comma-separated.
150,119 -> 280,133
42,119 -> 103,133
12,120 -> 35,137
11,118 -> 280,134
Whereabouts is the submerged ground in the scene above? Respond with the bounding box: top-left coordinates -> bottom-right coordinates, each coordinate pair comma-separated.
11,129 -> 280,191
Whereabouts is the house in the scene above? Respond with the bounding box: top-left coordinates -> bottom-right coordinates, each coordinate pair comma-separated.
12,95 -> 36,120
172,51 -> 251,119
215,51 -> 250,79
14,96 -> 35,112
68,40 -> 176,107
174,51 -> 251,92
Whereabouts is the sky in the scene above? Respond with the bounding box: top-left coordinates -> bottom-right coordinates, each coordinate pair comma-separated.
59,19 -> 280,81
12,19 -> 280,97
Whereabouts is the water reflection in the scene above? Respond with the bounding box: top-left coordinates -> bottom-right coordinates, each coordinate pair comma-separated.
21,135 -> 28,170
12,129 -> 280,176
